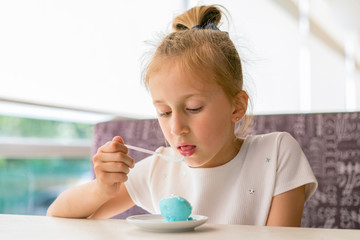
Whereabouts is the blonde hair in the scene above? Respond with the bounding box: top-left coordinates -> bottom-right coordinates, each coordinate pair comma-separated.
143,5 -> 251,136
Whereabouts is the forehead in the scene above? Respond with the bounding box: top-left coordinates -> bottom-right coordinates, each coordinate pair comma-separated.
149,59 -> 218,90
151,68 -> 218,100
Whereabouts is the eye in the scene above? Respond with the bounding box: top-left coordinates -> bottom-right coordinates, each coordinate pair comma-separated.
158,111 -> 172,117
186,106 -> 203,113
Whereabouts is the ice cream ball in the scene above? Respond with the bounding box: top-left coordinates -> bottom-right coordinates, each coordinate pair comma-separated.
159,196 -> 192,222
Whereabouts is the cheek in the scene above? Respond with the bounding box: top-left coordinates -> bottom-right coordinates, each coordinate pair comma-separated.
196,115 -> 233,142
158,119 -> 172,141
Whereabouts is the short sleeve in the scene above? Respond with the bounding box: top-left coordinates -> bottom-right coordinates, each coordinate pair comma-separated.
273,132 -> 318,201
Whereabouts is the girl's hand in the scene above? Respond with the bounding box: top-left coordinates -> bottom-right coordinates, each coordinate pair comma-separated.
92,136 -> 135,200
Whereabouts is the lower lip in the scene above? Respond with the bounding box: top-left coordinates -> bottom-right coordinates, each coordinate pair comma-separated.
178,146 -> 196,157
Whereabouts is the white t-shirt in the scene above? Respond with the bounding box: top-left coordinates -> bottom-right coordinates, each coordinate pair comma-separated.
125,132 -> 318,225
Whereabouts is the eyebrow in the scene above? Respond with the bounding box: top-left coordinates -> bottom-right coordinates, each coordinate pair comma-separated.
153,93 -> 205,105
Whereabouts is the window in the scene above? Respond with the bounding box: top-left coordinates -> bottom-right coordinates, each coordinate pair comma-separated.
0,115 -> 93,215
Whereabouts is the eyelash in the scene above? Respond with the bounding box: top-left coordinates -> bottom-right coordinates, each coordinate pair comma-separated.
186,107 -> 203,113
158,107 -> 203,117
159,111 -> 171,117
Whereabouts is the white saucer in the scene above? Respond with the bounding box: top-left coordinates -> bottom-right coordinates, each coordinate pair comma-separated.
126,214 -> 208,232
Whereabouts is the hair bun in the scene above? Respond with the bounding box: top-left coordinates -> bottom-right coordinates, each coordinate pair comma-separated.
199,6 -> 221,27
172,5 -> 223,32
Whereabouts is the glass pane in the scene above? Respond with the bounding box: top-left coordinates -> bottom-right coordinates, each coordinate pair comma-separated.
0,114 -> 94,215
0,157 -> 92,215
0,115 -> 92,140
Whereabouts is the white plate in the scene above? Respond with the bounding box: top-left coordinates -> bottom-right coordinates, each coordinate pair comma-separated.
126,214 -> 208,232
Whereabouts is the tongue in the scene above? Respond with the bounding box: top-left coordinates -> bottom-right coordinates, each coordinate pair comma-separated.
180,145 -> 195,151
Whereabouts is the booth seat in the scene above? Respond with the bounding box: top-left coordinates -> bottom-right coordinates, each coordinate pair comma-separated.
92,112 -> 360,229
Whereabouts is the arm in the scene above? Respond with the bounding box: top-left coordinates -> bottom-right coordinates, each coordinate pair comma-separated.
47,136 -> 135,218
46,180 -> 135,219
46,180 -> 106,218
266,185 -> 305,227
90,183 -> 135,219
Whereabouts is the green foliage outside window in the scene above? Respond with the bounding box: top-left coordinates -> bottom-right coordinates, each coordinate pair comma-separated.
0,115 -> 92,139
0,115 -> 94,215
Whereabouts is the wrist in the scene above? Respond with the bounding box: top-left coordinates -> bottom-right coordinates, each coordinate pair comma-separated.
91,179 -> 119,202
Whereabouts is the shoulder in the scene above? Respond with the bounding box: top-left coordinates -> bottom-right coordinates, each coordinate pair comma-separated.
250,131 -> 294,140
246,132 -> 309,171
246,132 -> 297,148
243,132 -> 304,162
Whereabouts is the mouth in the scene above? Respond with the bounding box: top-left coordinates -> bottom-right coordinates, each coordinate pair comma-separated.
177,144 -> 197,157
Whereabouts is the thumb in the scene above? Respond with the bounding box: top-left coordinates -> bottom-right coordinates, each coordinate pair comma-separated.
112,136 -> 124,144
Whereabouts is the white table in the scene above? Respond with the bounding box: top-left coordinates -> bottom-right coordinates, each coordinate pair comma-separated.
0,214 -> 359,240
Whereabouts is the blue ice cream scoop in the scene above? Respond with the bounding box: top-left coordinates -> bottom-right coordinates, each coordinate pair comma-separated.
159,196 -> 192,222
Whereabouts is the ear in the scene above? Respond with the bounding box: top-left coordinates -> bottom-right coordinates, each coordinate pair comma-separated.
232,90 -> 248,123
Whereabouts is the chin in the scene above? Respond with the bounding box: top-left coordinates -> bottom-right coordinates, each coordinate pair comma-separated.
184,159 -> 208,168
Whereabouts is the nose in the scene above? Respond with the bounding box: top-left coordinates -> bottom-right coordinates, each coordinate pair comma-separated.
170,112 -> 189,136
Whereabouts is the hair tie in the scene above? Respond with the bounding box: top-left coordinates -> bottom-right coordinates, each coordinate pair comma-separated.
191,24 -> 202,30
191,22 -> 220,31
191,22 -> 228,35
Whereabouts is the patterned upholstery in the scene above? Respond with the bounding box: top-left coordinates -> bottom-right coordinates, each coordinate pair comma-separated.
92,112 -> 360,229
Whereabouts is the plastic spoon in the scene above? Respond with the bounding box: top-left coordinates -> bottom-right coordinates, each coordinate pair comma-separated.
125,144 -> 185,162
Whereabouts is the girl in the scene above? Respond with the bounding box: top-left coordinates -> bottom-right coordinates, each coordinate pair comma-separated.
47,5 -> 317,226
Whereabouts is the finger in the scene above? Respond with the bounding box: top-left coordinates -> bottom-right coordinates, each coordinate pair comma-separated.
97,172 -> 128,185
99,140 -> 128,154
93,152 -> 134,168
112,136 -> 124,144
95,161 -> 131,174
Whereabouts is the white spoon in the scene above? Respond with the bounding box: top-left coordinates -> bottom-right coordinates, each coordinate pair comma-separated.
125,144 -> 185,162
